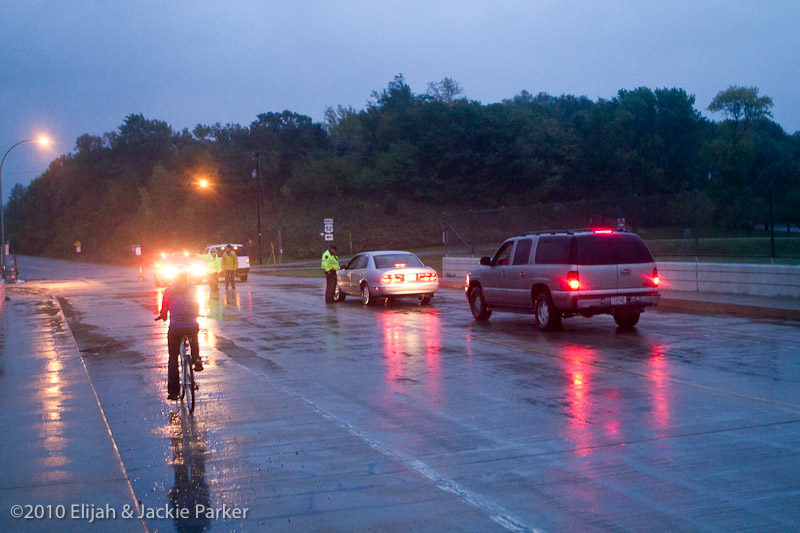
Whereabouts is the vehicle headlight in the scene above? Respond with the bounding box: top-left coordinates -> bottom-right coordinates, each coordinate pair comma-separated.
163,266 -> 177,279
190,263 -> 206,276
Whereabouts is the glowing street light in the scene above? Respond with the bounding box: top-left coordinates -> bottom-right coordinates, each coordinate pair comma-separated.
0,136 -> 51,276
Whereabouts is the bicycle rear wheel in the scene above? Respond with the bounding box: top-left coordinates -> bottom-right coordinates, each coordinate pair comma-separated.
179,339 -> 188,400
181,337 -> 196,413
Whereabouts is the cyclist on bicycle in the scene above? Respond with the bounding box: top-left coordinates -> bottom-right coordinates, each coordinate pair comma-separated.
156,271 -> 203,401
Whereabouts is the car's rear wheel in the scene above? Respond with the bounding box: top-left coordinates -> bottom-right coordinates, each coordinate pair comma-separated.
361,283 -> 376,306
534,291 -> 561,331
468,286 -> 492,320
613,310 -> 640,329
333,284 -> 346,302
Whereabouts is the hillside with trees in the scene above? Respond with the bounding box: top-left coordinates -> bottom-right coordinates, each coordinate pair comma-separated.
5,76 -> 799,263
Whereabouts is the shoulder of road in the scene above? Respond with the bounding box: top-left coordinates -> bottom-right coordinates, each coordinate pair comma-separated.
0,287 -> 145,531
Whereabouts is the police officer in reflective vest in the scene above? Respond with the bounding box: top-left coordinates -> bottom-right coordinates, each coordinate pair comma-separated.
321,244 -> 339,303
205,250 -> 221,290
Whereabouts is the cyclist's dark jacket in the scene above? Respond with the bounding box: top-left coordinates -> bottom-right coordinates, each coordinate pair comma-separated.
159,283 -> 199,328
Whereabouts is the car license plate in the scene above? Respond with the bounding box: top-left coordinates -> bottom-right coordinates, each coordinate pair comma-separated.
610,296 -> 626,306
406,273 -> 417,282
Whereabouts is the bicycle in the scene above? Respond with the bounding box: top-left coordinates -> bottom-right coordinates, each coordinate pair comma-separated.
155,315 -> 200,413
179,334 -> 197,413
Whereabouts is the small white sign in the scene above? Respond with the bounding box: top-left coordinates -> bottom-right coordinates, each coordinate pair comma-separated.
323,218 -> 334,241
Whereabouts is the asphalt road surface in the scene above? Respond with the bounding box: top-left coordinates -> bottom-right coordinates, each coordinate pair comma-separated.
10,256 -> 800,531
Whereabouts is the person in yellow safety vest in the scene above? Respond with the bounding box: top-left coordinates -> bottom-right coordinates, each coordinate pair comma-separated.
205,250 -> 222,290
221,245 -> 238,289
321,243 -> 339,304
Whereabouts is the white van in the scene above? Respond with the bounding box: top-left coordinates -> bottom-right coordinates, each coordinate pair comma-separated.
202,244 -> 251,281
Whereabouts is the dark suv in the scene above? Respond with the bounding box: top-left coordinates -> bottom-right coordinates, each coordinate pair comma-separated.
465,229 -> 660,329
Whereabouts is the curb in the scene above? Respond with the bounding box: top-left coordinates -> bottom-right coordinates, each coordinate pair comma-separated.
655,297 -> 800,321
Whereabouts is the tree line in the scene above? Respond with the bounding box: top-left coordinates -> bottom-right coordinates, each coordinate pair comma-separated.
6,75 -> 799,262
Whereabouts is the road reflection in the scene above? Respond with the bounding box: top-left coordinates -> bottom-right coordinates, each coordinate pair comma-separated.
39,344 -> 68,479
168,411 -> 211,532
648,341 -> 672,431
379,308 -> 442,408
559,339 -> 676,456
561,345 -> 597,457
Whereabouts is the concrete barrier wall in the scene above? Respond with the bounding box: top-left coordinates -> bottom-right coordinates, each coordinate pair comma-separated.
657,262 -> 800,297
442,257 -> 480,287
442,257 -> 800,298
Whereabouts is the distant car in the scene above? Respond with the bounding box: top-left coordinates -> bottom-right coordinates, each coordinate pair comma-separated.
201,244 -> 250,281
334,250 -> 439,305
466,229 -> 660,329
153,251 -> 207,287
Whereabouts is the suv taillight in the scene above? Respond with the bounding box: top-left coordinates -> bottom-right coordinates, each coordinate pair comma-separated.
652,267 -> 659,287
567,271 -> 580,291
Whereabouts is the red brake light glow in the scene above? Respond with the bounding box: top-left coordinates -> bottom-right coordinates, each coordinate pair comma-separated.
394,263 -> 406,268
567,271 -> 580,290
594,229 -> 613,234
652,267 -> 659,287
381,273 -> 405,283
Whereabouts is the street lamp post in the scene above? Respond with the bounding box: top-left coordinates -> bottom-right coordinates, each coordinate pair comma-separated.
0,137 -> 49,276
253,152 -> 263,265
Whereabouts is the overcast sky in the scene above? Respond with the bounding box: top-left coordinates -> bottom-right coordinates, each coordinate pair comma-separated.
2,1 -> 798,202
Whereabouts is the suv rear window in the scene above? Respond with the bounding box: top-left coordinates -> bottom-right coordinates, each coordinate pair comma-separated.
534,236 -> 573,264
575,234 -> 654,265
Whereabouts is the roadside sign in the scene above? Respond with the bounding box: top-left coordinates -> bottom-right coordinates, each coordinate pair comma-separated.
323,218 -> 334,242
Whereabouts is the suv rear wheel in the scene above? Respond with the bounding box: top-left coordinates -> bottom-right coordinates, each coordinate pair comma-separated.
613,310 -> 640,329
534,291 -> 562,331
468,286 -> 492,320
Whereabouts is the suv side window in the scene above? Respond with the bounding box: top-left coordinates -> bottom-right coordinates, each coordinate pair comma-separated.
512,238 -> 533,265
534,236 -> 573,264
492,241 -> 515,266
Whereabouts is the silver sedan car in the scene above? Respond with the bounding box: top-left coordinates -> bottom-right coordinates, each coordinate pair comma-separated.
334,250 -> 439,305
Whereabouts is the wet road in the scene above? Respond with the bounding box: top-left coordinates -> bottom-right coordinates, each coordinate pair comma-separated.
13,257 -> 800,531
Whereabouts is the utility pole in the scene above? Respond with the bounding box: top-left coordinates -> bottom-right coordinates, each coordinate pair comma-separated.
769,181 -> 775,263
253,152 -> 263,265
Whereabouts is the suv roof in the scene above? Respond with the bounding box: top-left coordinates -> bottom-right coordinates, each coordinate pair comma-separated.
525,228 -> 622,236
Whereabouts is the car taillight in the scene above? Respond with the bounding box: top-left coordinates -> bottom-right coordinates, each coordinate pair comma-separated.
418,272 -> 438,282
567,271 -> 580,291
593,229 -> 613,234
652,267 -> 659,287
381,273 -> 405,283
246,257 -> 250,264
